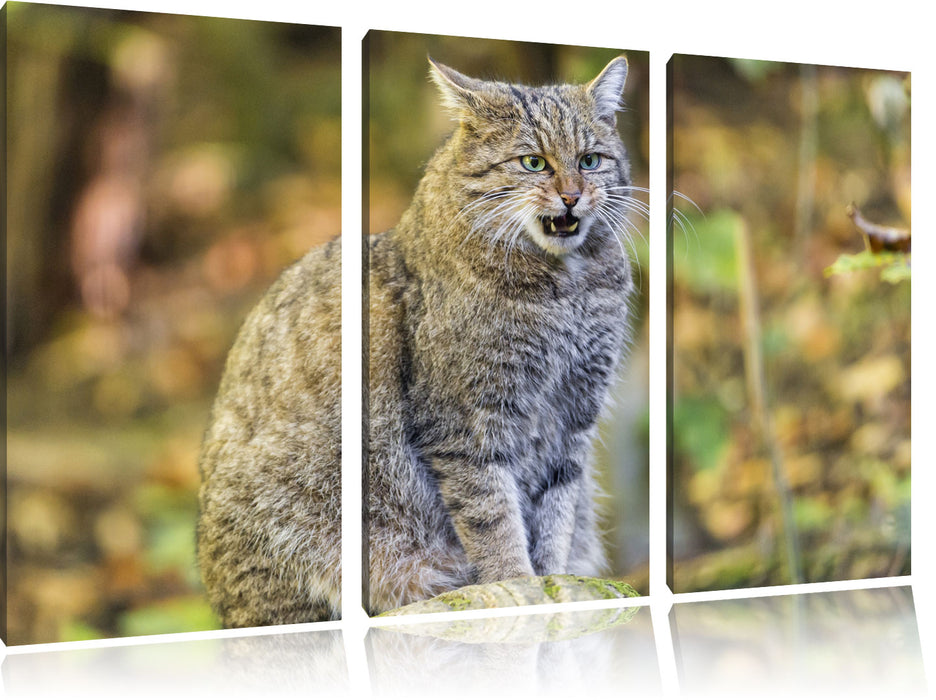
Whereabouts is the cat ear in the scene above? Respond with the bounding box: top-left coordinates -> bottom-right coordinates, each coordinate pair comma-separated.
587,56 -> 629,123
427,57 -> 493,119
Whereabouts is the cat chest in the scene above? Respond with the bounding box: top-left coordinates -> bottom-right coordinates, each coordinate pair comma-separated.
407,285 -> 626,440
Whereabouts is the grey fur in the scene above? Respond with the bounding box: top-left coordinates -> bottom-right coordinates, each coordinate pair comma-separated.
197,57 -> 636,627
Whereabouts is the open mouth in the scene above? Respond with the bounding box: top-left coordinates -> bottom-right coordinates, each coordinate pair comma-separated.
541,213 -> 580,237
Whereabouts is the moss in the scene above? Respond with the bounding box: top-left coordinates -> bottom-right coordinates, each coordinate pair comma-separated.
603,579 -> 640,598
541,575 -> 562,601
565,575 -> 639,599
377,574 -> 640,618
435,592 -> 473,611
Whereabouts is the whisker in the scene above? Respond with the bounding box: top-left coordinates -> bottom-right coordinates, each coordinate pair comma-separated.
486,200 -> 534,260
606,184 -> 650,195
598,201 -> 647,273
594,207 -> 642,289
469,195 -> 527,226
457,190 -> 532,249
603,193 -> 650,220
603,196 -> 650,224
668,200 -> 701,260
599,203 -> 648,248
453,187 -> 520,224
670,190 -> 704,216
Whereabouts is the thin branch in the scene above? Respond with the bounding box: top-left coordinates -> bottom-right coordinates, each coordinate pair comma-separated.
735,219 -> 803,585
846,203 -> 910,253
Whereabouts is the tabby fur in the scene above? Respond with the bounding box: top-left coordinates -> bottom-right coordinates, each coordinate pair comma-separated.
198,56 -> 637,627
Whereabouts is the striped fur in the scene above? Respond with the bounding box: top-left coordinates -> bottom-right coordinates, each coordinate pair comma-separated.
197,57 -> 636,627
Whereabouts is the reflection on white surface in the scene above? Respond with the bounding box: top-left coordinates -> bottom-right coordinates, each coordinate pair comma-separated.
367,605 -> 660,699
1,628 -> 348,700
0,605 -> 661,700
672,586 -> 926,698
3,585 -> 927,699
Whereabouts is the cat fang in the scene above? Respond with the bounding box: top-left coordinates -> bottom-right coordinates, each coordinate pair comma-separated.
527,212 -> 592,255
543,213 -> 580,237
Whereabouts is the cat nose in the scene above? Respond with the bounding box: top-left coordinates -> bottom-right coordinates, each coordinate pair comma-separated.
560,191 -> 580,210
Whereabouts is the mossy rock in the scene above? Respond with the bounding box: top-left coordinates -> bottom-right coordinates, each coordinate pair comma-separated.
374,575 -> 640,643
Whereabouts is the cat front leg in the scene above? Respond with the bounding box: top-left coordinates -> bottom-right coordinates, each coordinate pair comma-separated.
565,462 -> 608,576
526,458 -> 582,575
431,455 -> 535,583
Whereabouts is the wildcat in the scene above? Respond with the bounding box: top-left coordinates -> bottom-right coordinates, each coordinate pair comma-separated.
197,56 -> 637,627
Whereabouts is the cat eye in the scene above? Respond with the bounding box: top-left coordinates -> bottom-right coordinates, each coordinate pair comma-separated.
520,155 -> 547,172
579,153 -> 602,170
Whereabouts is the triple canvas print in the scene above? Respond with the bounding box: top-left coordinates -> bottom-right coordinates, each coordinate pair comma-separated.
2,2 -> 909,645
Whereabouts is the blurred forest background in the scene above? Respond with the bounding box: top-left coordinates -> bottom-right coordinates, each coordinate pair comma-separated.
5,3 -> 340,644
365,33 -> 651,592
669,56 -> 910,592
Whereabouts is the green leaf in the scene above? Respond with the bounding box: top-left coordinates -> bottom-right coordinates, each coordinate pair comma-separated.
824,250 -> 910,283
881,262 -> 912,284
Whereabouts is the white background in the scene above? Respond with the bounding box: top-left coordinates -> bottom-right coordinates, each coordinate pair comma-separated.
2,0 -> 932,697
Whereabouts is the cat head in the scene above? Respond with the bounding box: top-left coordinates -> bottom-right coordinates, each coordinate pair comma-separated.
429,56 -> 635,258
